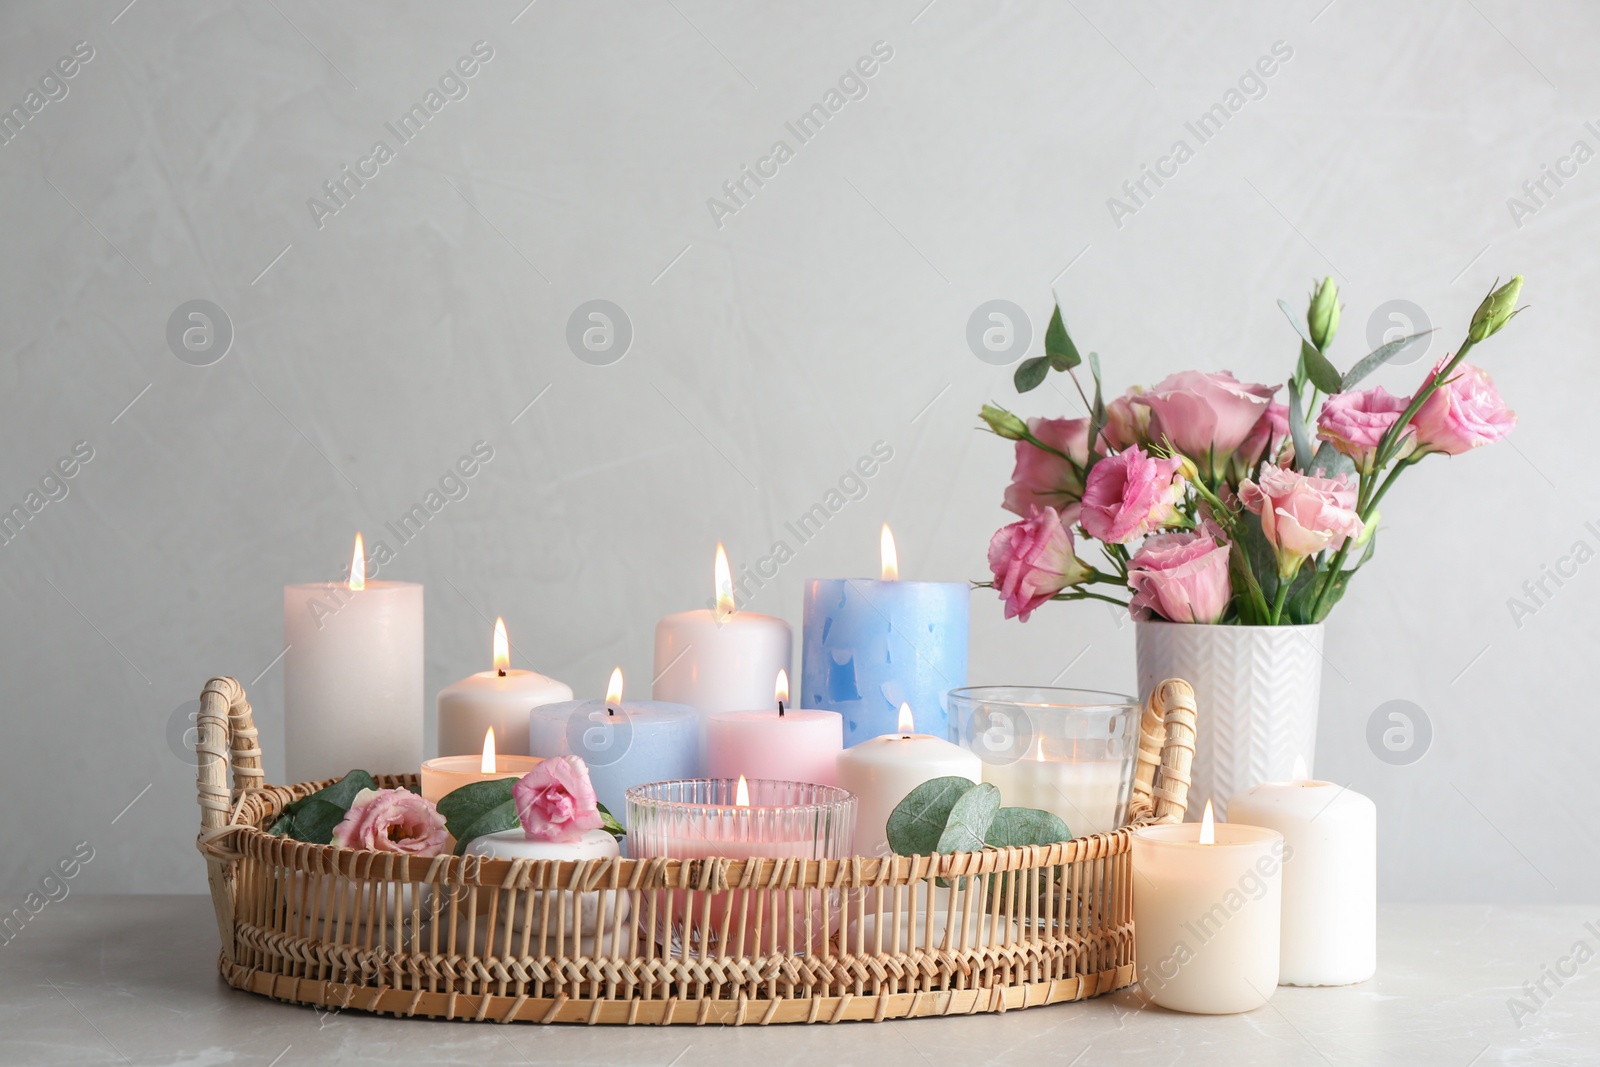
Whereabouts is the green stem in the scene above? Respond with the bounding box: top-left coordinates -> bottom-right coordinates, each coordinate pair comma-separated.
1050,589 -> 1132,608
1268,579 -> 1292,625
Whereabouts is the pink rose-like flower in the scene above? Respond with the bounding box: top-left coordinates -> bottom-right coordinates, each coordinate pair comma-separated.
1135,371 -> 1278,476
1003,417 -> 1092,524
1411,364 -> 1516,456
1231,402 -> 1291,479
1239,466 -> 1363,578
514,756 -> 603,843
1101,387 -> 1152,452
1127,531 -> 1233,624
987,506 -> 1092,622
1080,446 -> 1185,544
331,787 -> 449,856
1317,387 -> 1414,474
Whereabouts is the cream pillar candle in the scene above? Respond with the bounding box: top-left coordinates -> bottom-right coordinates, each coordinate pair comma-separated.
419,728 -> 542,804
1130,804 -> 1285,1014
460,828 -> 631,954
437,618 -> 572,757
1228,775 -> 1377,987
835,703 -> 981,859
653,544 -> 791,715
284,533 -> 423,783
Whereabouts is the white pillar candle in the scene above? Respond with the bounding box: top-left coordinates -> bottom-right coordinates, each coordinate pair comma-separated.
460,828 -> 630,951
437,618 -> 572,757
704,670 -> 843,786
835,703 -> 981,859
1228,776 -> 1376,987
1130,804 -> 1284,1014
284,534 -> 423,783
653,543 -> 791,714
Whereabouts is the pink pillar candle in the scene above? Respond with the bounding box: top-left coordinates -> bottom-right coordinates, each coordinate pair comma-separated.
704,674 -> 842,786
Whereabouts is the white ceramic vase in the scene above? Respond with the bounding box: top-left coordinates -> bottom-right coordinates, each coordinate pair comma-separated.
1134,620 -> 1324,819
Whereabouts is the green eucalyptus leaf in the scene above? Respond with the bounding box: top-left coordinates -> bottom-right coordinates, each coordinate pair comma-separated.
268,769 -> 377,843
887,776 -> 979,856
1277,298 -> 1315,345
1044,304 -> 1080,371
597,802 -> 626,840
984,807 -> 1072,849
1301,340 -> 1342,394
1305,440 -> 1355,482
438,778 -> 520,852
1340,330 -> 1434,390
1286,379 -> 1315,475
936,782 -> 1001,854
1013,356 -> 1050,394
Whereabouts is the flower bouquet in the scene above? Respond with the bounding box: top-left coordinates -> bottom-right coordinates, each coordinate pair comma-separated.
978,276 -> 1524,804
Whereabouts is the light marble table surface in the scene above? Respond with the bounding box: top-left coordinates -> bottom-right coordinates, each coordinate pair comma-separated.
1,897 -> 1594,1066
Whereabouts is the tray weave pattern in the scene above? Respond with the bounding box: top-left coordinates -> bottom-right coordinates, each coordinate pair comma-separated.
195,676 -> 1196,1025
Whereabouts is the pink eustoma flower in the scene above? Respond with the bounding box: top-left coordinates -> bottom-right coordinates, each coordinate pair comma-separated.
1239,466 -> 1363,579
987,506 -> 1092,621
1317,387 -> 1414,474
1135,371 -> 1277,478
514,756 -> 603,843
1127,531 -> 1233,624
1080,446 -> 1185,544
331,787 -> 449,856
1002,417 -> 1092,524
1411,364 -> 1515,455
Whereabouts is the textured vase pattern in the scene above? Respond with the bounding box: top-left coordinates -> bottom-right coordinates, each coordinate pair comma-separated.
1135,621 -> 1323,819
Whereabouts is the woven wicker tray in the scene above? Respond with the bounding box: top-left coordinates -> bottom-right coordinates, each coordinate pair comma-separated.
194,676 -> 1196,1025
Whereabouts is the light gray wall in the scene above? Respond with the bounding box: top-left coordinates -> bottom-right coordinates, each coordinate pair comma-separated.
1,0 -> 1592,903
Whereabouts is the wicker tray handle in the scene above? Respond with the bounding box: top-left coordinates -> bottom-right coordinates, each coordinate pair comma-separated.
1130,677 -> 1196,824
195,676 -> 261,958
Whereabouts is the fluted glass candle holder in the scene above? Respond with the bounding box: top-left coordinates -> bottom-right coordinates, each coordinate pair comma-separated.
950,686 -> 1140,837
626,778 -> 856,956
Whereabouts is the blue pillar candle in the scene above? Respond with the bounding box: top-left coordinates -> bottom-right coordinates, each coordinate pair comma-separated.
801,570 -> 969,746
527,670 -> 701,826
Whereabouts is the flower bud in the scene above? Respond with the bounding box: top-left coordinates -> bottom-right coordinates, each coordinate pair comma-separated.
1468,274 -> 1524,342
1175,454 -> 1201,485
980,404 -> 1028,441
1307,276 -> 1340,350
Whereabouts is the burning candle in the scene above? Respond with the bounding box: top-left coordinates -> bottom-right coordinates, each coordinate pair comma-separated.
704,670 -> 844,786
1228,762 -> 1376,987
1130,801 -> 1285,1014
652,543 -> 792,714
527,668 -> 700,826
834,703 -> 981,859
626,776 -> 855,954
437,617 -> 573,757
284,533 -> 423,782
801,524 -> 969,745
419,727 -> 542,804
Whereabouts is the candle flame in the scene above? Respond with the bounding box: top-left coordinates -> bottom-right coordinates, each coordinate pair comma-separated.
714,542 -> 735,621
481,728 -> 497,774
880,523 -> 899,581
493,617 -> 509,673
1291,754 -> 1309,781
735,774 -> 750,807
1199,800 -> 1215,845
606,667 -> 624,707
348,533 -> 365,591
897,702 -> 914,737
775,669 -> 789,708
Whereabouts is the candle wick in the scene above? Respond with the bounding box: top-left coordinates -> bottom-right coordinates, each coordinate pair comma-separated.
497,668 -> 506,678
778,700 -> 785,718
607,705 -> 616,717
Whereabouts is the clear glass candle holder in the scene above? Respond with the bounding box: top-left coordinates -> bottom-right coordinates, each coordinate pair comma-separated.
949,686 -> 1140,838
626,778 -> 856,956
